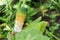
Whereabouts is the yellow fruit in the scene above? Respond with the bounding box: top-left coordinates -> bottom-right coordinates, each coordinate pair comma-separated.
14,11 -> 26,32
16,12 -> 26,24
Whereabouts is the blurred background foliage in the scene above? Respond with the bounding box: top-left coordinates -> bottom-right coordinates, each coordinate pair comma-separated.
0,0 -> 60,40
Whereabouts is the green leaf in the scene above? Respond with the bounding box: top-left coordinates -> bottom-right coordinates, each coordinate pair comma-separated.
24,17 -> 48,33
15,28 -> 50,40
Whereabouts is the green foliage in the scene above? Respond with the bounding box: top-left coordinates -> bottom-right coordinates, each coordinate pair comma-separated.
24,17 -> 48,33
0,0 -> 60,40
